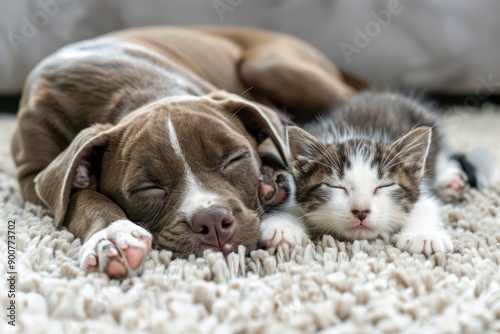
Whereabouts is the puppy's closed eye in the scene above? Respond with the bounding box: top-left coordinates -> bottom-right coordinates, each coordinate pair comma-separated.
130,186 -> 167,196
125,186 -> 168,224
222,151 -> 249,172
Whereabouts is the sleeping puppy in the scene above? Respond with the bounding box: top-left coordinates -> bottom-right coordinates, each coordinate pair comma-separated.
11,26 -> 364,278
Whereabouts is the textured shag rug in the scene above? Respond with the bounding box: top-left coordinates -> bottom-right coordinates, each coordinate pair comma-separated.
1,106 -> 500,334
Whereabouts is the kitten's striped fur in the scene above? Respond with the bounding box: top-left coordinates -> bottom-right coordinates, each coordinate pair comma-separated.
261,92 -> 496,254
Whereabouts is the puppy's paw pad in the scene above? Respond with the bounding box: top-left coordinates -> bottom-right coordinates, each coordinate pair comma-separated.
106,259 -> 127,278
393,231 -> 453,256
123,247 -> 146,271
436,170 -> 468,202
79,220 -> 152,278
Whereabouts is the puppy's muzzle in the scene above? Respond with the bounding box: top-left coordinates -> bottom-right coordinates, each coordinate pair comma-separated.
191,206 -> 236,250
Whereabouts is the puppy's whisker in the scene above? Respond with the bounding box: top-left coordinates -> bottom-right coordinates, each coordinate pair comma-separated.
239,86 -> 254,96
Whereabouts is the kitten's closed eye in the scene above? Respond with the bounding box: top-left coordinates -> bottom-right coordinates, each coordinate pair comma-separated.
323,183 -> 349,195
374,183 -> 396,195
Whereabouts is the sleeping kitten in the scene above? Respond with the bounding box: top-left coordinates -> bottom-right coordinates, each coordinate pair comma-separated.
260,92 -> 497,255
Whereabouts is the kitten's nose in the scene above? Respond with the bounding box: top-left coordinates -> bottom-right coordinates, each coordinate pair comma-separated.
352,210 -> 370,221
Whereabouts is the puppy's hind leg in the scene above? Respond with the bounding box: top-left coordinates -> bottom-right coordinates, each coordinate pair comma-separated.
239,42 -> 364,121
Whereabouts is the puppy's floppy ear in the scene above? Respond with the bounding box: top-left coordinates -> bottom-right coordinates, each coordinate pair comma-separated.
34,124 -> 113,228
209,91 -> 288,167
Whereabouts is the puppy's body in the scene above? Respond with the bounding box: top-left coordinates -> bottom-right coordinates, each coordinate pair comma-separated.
12,26 -> 362,277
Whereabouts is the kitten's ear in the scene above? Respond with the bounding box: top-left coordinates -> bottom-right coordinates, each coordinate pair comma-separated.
391,126 -> 432,179
287,126 -> 327,173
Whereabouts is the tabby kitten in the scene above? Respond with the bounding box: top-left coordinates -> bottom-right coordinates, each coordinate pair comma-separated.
260,92 -> 496,255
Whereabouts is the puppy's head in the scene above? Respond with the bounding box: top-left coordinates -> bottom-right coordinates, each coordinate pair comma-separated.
35,92 -> 287,258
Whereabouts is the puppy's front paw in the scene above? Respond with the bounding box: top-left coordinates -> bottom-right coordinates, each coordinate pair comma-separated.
260,213 -> 308,248
392,230 -> 453,256
259,167 -> 290,207
436,168 -> 468,202
79,220 -> 152,278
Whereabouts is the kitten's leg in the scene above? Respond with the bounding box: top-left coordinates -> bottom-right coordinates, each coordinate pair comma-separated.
392,195 -> 453,255
435,152 -> 468,202
259,163 -> 309,248
434,143 -> 497,202
260,212 -> 309,248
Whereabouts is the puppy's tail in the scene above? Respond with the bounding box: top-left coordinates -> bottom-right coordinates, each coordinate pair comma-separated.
453,148 -> 498,189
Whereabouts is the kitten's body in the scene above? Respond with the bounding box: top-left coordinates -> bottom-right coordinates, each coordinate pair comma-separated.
260,92 -> 496,254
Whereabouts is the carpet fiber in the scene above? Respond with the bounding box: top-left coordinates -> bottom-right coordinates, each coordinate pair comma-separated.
1,107 -> 500,333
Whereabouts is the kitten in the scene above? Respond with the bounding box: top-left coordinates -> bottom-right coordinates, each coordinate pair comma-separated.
260,92 -> 497,255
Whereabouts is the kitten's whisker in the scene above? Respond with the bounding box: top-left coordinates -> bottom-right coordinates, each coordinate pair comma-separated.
382,130 -> 431,172
293,157 -> 331,169
318,114 -> 335,144
311,143 -> 343,174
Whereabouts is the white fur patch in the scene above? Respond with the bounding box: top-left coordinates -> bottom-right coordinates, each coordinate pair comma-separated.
392,195 -> 453,255
344,155 -> 378,211
165,117 -> 220,219
167,118 -> 183,158
179,175 -> 220,219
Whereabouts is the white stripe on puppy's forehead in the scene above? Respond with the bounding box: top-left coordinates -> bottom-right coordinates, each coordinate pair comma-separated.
180,174 -> 220,217
167,117 -> 220,217
167,118 -> 184,158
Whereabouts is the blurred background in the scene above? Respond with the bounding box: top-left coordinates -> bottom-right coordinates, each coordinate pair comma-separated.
1,0 -> 500,112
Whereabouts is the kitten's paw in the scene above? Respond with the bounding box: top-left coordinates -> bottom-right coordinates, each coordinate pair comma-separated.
80,220 -> 152,278
260,215 -> 308,248
392,230 -> 453,256
436,168 -> 468,202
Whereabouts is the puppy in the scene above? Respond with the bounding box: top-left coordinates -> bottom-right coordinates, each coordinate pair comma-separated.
11,26 -> 364,278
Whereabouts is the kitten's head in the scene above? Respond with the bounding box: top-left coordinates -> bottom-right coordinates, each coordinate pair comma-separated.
287,126 -> 432,240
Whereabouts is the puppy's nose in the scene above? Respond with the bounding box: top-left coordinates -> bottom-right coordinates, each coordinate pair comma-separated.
352,210 -> 370,222
191,207 -> 235,248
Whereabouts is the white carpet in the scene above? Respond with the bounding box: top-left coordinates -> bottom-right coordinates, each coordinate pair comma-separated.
1,106 -> 500,333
